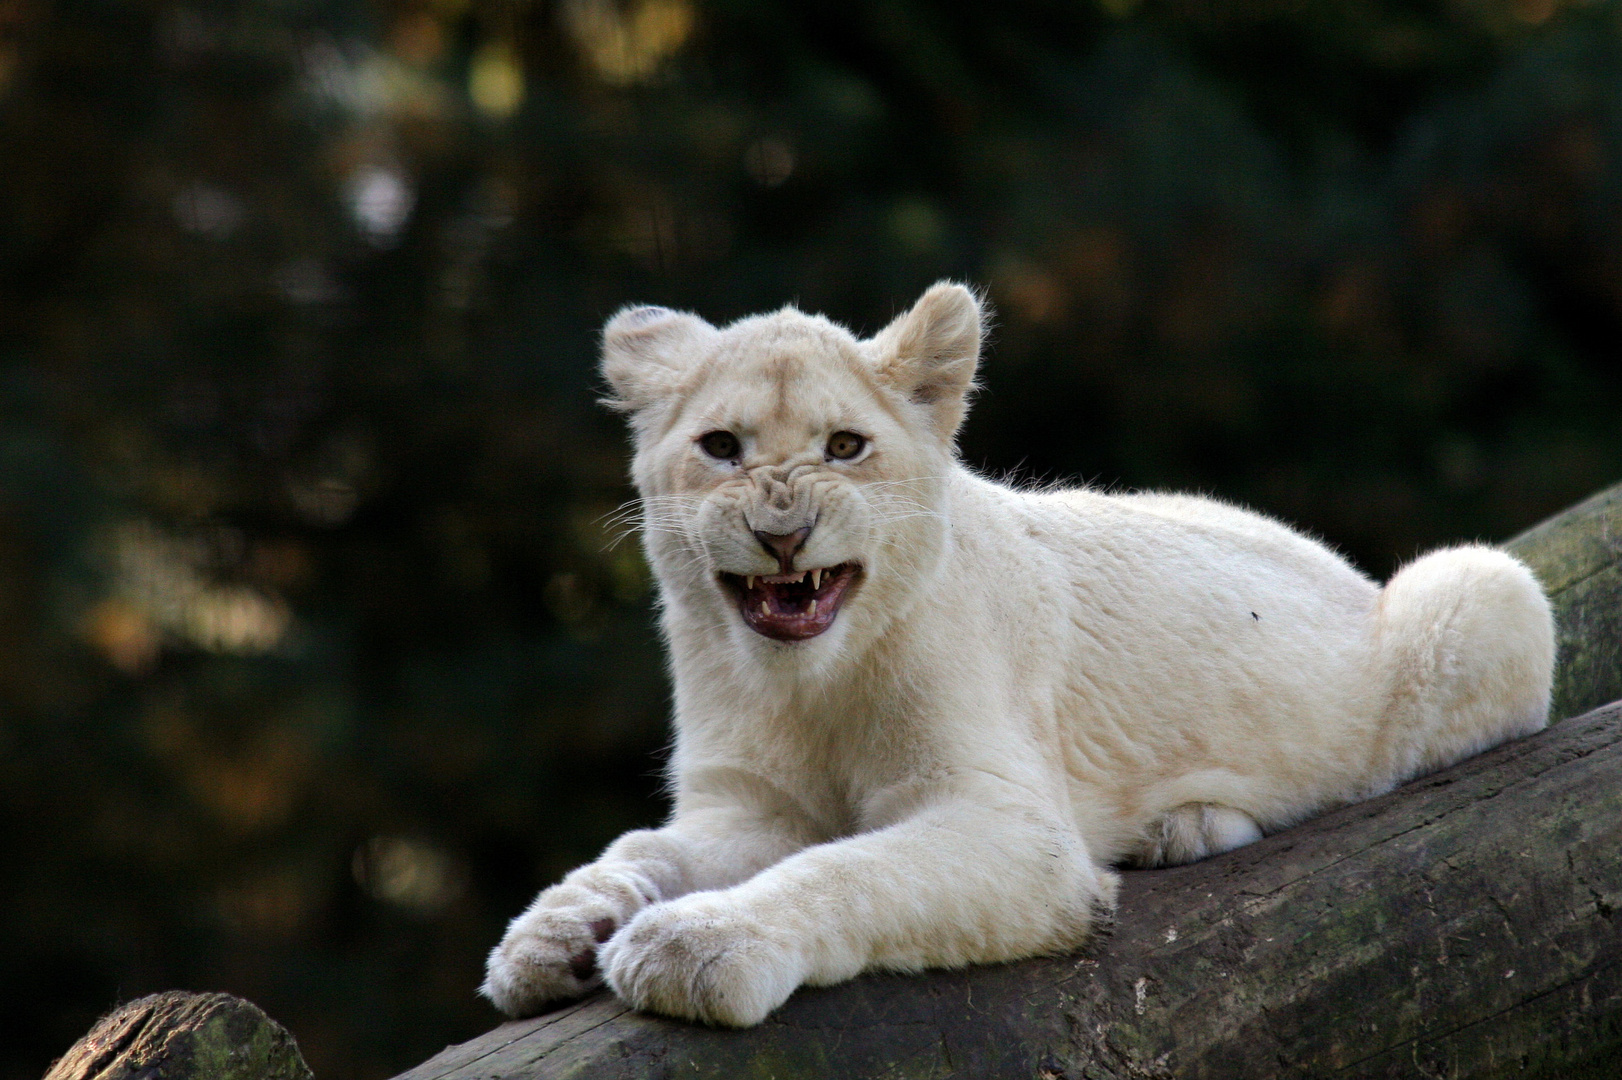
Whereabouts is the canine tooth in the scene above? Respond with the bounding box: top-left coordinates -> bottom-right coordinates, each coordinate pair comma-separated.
809,599 -> 818,616
747,575 -> 755,590
760,601 -> 770,616
812,568 -> 822,589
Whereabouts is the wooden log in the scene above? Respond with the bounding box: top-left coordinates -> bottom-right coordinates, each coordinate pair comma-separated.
1506,479 -> 1622,722
45,991 -> 313,1080
396,483 -> 1622,1080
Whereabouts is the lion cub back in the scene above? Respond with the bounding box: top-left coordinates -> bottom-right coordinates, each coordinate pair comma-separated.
957,480 -> 1388,843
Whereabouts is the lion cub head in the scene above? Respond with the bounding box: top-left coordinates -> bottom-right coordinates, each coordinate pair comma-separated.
603,282 -> 983,659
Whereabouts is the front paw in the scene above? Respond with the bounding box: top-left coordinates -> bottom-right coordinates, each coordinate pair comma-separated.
482,867 -> 658,1017
599,893 -> 807,1027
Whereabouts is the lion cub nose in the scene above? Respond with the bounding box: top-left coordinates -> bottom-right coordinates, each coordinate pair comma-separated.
754,527 -> 812,573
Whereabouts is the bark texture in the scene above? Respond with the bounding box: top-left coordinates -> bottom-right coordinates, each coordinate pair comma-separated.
397,482 -> 1622,1080
44,991 -> 313,1080
1506,480 -> 1622,723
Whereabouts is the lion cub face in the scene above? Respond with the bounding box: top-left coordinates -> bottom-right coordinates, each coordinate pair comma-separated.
602,283 -> 983,657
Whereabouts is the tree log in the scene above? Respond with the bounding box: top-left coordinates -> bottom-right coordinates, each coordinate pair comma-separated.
396,482 -> 1622,1080
44,991 -> 313,1080
1505,480 -> 1622,723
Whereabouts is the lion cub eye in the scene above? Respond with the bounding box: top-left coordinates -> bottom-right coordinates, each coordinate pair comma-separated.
826,431 -> 866,461
699,430 -> 740,460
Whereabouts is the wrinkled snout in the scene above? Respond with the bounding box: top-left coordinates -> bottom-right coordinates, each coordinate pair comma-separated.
707,470 -> 864,642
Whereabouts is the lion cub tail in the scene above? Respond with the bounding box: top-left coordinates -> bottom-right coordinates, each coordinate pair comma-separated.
1369,545 -> 1555,790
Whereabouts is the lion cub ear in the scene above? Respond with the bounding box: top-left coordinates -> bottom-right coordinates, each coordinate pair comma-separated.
871,282 -> 984,441
600,305 -> 716,412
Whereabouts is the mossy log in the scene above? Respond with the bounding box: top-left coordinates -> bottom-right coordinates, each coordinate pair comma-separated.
45,991 -> 313,1080
397,482 -> 1622,1080
1506,480 -> 1622,722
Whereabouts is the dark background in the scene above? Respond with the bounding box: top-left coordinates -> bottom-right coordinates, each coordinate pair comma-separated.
3,0 -> 1621,1076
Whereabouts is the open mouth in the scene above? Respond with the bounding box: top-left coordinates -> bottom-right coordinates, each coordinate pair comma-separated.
720,563 -> 861,641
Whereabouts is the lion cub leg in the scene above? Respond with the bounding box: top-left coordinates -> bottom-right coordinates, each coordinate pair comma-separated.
1130,803 -> 1263,868
1369,545 -> 1554,791
598,775 -> 1117,1027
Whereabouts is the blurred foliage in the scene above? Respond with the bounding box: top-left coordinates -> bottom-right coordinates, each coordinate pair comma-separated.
3,0 -> 1622,1076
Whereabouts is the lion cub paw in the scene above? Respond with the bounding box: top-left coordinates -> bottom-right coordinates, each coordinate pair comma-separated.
481,868 -> 658,1017
599,893 -> 806,1027
1131,802 -> 1262,868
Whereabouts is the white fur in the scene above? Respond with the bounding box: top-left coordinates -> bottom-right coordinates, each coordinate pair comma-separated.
483,283 -> 1556,1027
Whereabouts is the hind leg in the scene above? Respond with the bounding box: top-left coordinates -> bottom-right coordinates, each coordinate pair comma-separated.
1370,545 -> 1554,791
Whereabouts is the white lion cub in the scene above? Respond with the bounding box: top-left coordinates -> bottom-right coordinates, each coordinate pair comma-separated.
483,282 -> 1555,1027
